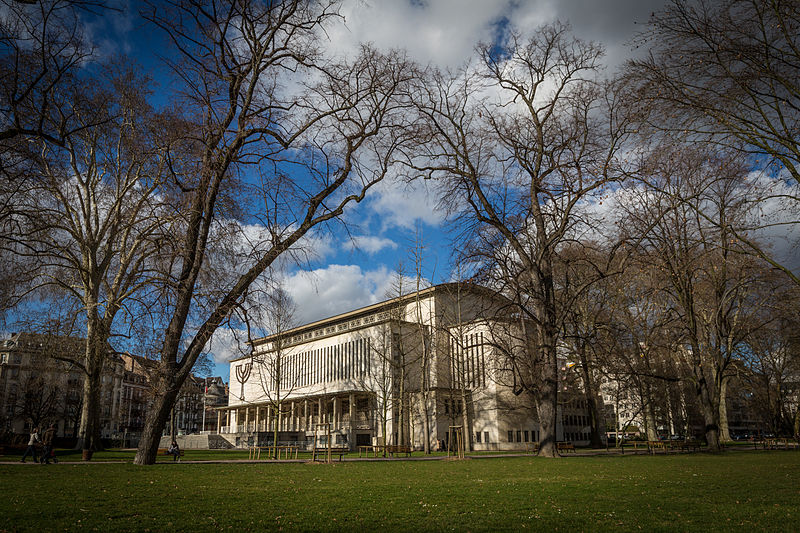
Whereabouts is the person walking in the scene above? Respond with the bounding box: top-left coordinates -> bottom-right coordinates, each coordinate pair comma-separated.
20,427 -> 40,463
41,423 -> 56,465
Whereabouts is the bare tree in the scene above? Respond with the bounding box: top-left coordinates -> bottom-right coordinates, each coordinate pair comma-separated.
626,0 -> 800,285
2,66 -> 171,455
133,0 -> 416,465
412,24 -> 632,456
0,0 -> 107,147
247,287 -> 299,454
619,145 -> 774,450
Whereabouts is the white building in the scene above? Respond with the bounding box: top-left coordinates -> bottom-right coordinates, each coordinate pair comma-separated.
221,283 -> 589,450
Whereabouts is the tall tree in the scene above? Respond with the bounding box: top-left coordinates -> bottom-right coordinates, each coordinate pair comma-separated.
133,0 -> 415,465
627,0 -> 800,284
2,67 -> 170,455
413,24 -> 631,456
620,145 -> 771,450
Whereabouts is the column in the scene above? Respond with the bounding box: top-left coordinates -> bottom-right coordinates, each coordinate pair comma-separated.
216,411 -> 221,433
318,398 -> 324,427
304,400 -> 309,432
255,406 -> 260,432
333,397 -> 339,433
244,407 -> 250,432
291,401 -> 296,432
348,393 -> 355,450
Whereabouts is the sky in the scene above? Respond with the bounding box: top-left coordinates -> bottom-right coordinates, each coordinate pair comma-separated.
11,0 -> 725,381
213,0 -> 672,381
84,0 -> 672,381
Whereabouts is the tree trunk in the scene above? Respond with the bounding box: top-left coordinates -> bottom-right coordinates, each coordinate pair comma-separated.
536,341 -> 559,457
134,378 -> 181,465
644,399 -> 658,441
421,391 -> 431,453
536,311 -> 560,457
695,375 -> 721,452
578,350 -> 604,448
718,376 -> 732,442
460,387 -> 472,452
76,342 -> 104,456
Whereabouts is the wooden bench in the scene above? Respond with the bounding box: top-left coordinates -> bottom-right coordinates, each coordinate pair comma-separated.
384,445 -> 412,457
557,441 -> 575,453
647,440 -> 668,454
311,446 -> 349,462
358,445 -> 379,458
761,438 -> 799,450
678,440 -> 703,452
525,442 -> 540,454
158,448 -> 185,460
249,445 -> 299,460
620,441 -> 650,453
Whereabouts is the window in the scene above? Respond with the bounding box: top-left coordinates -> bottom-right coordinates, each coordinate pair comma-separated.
475,432 -> 481,443
524,430 -> 529,442
484,431 -> 489,444
516,430 -> 521,443
507,430 -> 513,443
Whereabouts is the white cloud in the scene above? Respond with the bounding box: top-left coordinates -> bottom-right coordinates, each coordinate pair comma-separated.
205,327 -> 252,364
320,0 -> 666,72
324,0 -> 515,68
281,264 -> 397,324
368,176 -> 444,230
347,235 -> 398,254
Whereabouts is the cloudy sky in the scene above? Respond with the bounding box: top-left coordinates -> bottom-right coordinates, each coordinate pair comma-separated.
92,0 -> 670,379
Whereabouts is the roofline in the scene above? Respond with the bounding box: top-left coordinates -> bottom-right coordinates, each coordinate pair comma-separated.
230,282 -> 498,361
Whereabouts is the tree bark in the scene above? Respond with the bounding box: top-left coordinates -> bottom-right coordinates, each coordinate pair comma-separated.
134,376 -> 181,465
718,375 -> 731,442
578,345 -> 604,448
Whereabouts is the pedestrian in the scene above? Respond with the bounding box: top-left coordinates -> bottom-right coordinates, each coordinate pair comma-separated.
168,439 -> 181,462
20,427 -> 40,463
41,423 -> 56,465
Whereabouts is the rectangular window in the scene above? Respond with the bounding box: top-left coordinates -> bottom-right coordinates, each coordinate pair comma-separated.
484,431 -> 489,443
507,430 -> 513,443
524,430 -> 529,442
475,432 -> 481,443
516,430 -> 521,443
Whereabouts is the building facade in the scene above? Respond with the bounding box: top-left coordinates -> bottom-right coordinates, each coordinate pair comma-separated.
0,333 -> 228,446
222,283 -> 590,450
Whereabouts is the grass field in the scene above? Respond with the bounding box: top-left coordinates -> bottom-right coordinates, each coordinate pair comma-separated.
2,450 -> 798,532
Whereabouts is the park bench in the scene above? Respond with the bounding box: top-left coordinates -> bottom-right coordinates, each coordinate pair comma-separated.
677,440 -> 703,452
557,442 -> 575,453
158,447 -> 185,460
761,437 -> 799,450
619,441 -> 650,454
358,445 -> 379,458
249,445 -> 299,460
647,441 -> 668,454
525,442 -> 540,454
385,445 -> 412,457
311,446 -> 349,462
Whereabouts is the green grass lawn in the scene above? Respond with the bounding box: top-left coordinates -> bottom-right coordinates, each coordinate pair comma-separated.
2,451 -> 798,532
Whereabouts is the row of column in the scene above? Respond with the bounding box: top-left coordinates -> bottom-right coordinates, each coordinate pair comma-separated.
223,393 -> 359,435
